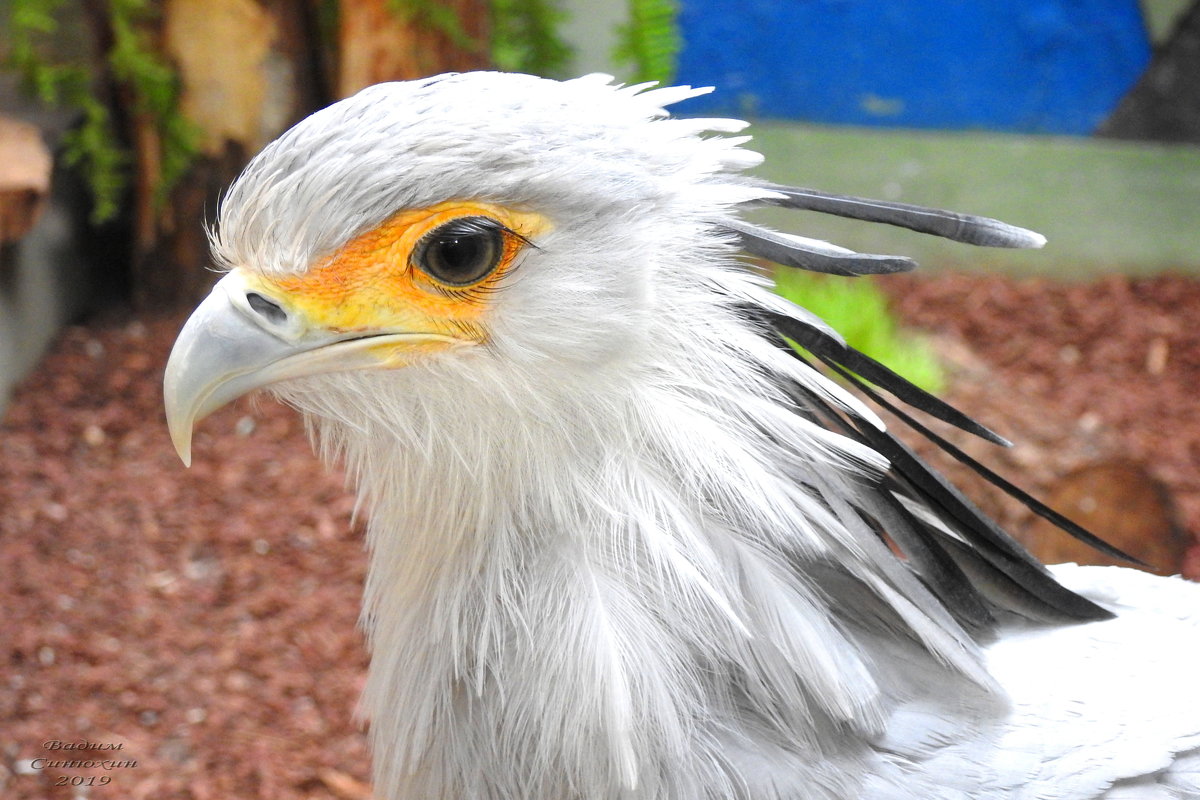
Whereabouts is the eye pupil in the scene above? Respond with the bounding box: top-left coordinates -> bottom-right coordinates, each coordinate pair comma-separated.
417,217 -> 504,286
436,235 -> 482,273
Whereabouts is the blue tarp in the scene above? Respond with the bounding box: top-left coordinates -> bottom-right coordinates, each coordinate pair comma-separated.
674,0 -> 1151,134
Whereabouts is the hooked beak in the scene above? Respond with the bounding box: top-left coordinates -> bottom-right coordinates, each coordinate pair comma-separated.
163,271 -> 457,466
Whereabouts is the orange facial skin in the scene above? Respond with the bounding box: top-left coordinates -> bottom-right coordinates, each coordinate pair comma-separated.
245,201 -> 550,347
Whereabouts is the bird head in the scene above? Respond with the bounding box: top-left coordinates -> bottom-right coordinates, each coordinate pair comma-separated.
164,72 -> 771,464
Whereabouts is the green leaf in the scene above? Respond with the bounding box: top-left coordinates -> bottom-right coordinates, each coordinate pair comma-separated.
4,0 -> 199,223
774,270 -> 945,394
388,0 -> 483,52
613,0 -> 680,85
490,0 -> 572,76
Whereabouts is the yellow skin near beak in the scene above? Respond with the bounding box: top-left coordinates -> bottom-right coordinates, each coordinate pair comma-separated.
163,201 -> 549,465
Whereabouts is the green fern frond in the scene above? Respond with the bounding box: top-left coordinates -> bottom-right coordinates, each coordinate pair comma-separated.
106,0 -> 199,207
5,0 -> 199,223
60,95 -> 128,223
490,0 -> 572,76
388,0 -> 483,52
613,0 -> 680,85
8,0 -> 128,222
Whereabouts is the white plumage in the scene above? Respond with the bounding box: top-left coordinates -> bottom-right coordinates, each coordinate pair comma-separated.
164,72 -> 1200,799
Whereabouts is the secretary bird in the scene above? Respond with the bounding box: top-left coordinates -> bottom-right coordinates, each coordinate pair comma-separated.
164,72 -> 1200,799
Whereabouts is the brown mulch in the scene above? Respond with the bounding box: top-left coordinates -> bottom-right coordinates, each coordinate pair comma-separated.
0,319 -> 371,799
882,272 -> 1200,577
2,271 -> 1199,799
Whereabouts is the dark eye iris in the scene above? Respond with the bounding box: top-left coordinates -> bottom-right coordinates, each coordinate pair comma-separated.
414,216 -> 505,287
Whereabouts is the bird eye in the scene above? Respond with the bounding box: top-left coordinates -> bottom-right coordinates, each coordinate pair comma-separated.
413,216 -> 506,287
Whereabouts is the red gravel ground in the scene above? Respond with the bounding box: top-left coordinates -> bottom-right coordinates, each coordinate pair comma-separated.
2,272 -> 1199,799
1,318 -> 372,799
883,272 -> 1200,576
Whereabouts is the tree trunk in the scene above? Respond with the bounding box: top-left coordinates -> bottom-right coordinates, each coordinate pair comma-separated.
127,0 -> 490,310
123,0 -> 319,309
1099,0 -> 1200,143
337,0 -> 490,98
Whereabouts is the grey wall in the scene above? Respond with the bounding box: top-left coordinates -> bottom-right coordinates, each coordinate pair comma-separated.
0,192 -> 89,411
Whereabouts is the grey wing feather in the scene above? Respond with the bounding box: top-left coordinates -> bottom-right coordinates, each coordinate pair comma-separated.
721,218 -> 917,276
750,184 -> 1047,249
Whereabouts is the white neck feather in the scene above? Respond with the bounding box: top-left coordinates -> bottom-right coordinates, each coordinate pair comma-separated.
282,266 -> 991,799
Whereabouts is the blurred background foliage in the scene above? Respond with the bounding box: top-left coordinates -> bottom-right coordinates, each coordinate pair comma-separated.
5,0 -> 642,225
2,0 -> 1197,390
774,269 -> 945,394
0,0 -> 687,310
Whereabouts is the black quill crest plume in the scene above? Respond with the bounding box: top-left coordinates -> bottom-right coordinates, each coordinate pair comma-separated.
739,183 -> 1133,626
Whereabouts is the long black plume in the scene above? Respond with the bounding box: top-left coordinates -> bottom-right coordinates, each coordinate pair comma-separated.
818,362 -> 1115,622
838,366 -> 1144,566
764,308 -> 1010,446
764,327 -> 1112,623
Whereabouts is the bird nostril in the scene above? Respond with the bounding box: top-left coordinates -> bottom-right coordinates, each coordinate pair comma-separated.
246,292 -> 288,326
